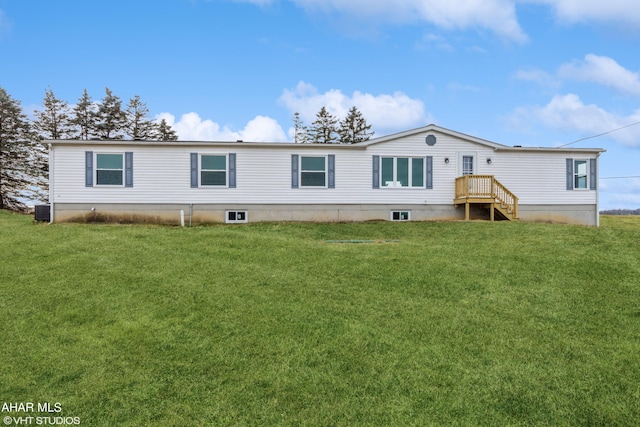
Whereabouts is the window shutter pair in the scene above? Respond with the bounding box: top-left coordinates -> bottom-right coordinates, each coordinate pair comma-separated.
85,151 -> 133,187
566,158 -> 597,190
190,153 -> 236,188
372,155 -> 433,189
291,154 -> 335,188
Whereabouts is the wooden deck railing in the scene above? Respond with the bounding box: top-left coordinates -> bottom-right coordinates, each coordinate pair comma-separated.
455,175 -> 518,219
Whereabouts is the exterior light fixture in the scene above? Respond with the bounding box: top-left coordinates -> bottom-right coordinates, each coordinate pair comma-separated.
487,158 -> 492,164
444,157 -> 449,164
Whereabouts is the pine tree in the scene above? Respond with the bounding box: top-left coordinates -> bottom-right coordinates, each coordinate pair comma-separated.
33,88 -> 72,140
94,87 -> 126,140
125,95 -> 157,140
154,118 -> 178,141
292,112 -> 309,143
309,107 -> 339,144
338,106 -> 374,144
0,87 -> 46,211
71,89 -> 96,140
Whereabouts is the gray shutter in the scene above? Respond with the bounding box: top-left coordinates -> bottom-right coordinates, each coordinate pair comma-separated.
590,158 -> 597,190
291,154 -> 299,188
190,153 -> 198,188
85,151 -> 93,187
372,155 -> 380,189
229,153 -> 236,188
426,156 -> 433,189
566,158 -> 573,190
328,154 -> 335,188
125,152 -> 133,187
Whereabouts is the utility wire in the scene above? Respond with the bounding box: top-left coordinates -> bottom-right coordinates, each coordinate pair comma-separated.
556,120 -> 640,147
600,175 -> 640,180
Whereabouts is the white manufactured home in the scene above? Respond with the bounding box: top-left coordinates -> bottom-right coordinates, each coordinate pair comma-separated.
47,125 -> 605,226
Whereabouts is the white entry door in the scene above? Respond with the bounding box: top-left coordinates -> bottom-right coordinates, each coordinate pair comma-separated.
462,155 -> 474,175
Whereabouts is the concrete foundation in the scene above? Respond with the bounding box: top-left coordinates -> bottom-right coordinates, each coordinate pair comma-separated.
51,203 -> 599,226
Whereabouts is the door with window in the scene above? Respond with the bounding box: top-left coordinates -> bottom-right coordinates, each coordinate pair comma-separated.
462,155 -> 474,175
460,154 -> 476,195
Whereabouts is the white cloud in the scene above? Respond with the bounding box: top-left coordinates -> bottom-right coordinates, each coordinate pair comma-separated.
514,68 -> 560,89
0,9 -> 10,38
233,0 -> 527,42
558,54 -> 640,96
230,1 -> 640,40
510,94 -> 640,147
278,81 -> 431,134
414,33 -> 454,51
156,112 -> 287,142
525,0 -> 640,26
516,54 -> 640,97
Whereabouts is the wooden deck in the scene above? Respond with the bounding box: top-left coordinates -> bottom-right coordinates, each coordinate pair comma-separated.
454,175 -> 518,221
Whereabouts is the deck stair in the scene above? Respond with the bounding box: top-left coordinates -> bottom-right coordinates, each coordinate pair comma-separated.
454,175 -> 518,221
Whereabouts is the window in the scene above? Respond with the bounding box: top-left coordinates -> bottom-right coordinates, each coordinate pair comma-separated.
566,158 -> 596,191
201,155 -> 227,186
191,153 -> 235,188
574,160 -> 588,189
391,210 -> 411,221
96,153 -> 123,186
85,151 -> 132,188
291,154 -> 335,189
226,210 -> 248,223
381,157 -> 424,187
300,156 -> 326,187
462,155 -> 474,175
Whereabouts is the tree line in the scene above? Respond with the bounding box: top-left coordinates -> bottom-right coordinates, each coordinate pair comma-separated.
1,86 -> 376,212
292,106 -> 374,144
600,209 -> 640,215
35,87 -> 178,141
0,86 -> 178,211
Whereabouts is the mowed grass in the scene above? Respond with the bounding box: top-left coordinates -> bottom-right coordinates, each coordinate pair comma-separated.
1,210 -> 639,426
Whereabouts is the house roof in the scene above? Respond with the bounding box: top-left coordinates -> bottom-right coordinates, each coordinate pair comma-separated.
47,124 -> 605,154
362,124 -> 606,154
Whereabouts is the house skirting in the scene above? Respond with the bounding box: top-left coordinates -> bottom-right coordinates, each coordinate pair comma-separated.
516,204 -> 598,226
50,203 -> 599,226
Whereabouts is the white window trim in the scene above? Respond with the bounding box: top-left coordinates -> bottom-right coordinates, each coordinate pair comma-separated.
300,155 -> 328,188
458,152 -> 477,176
200,154 -> 228,188
380,157 -> 425,188
390,210 -> 411,221
95,152 -> 124,187
226,210 -> 248,223
573,159 -> 589,190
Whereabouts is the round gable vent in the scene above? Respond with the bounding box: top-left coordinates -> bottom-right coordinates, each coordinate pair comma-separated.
425,135 -> 437,146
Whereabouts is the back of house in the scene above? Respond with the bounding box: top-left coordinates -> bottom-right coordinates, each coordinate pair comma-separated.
47,124 -> 604,226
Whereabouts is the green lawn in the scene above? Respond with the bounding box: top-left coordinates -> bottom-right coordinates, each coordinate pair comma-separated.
1,210 -> 639,426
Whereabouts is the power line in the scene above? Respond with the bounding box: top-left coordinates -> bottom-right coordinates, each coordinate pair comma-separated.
557,120 -> 640,148
600,175 -> 640,180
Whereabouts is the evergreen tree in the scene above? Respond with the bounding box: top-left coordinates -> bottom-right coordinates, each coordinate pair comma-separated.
338,106 -> 374,144
125,95 -> 157,140
154,118 -> 178,141
292,112 -> 309,143
94,87 -> 126,140
33,88 -> 73,140
0,87 -> 46,210
71,89 -> 96,140
309,107 -> 339,144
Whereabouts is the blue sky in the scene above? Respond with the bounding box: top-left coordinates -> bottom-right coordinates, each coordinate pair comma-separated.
1,0 -> 639,209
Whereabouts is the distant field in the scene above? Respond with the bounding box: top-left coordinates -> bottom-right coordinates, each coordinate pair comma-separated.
1,211 -> 639,426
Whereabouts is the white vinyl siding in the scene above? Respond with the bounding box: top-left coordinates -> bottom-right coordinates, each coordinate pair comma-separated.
51,130 -> 599,208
